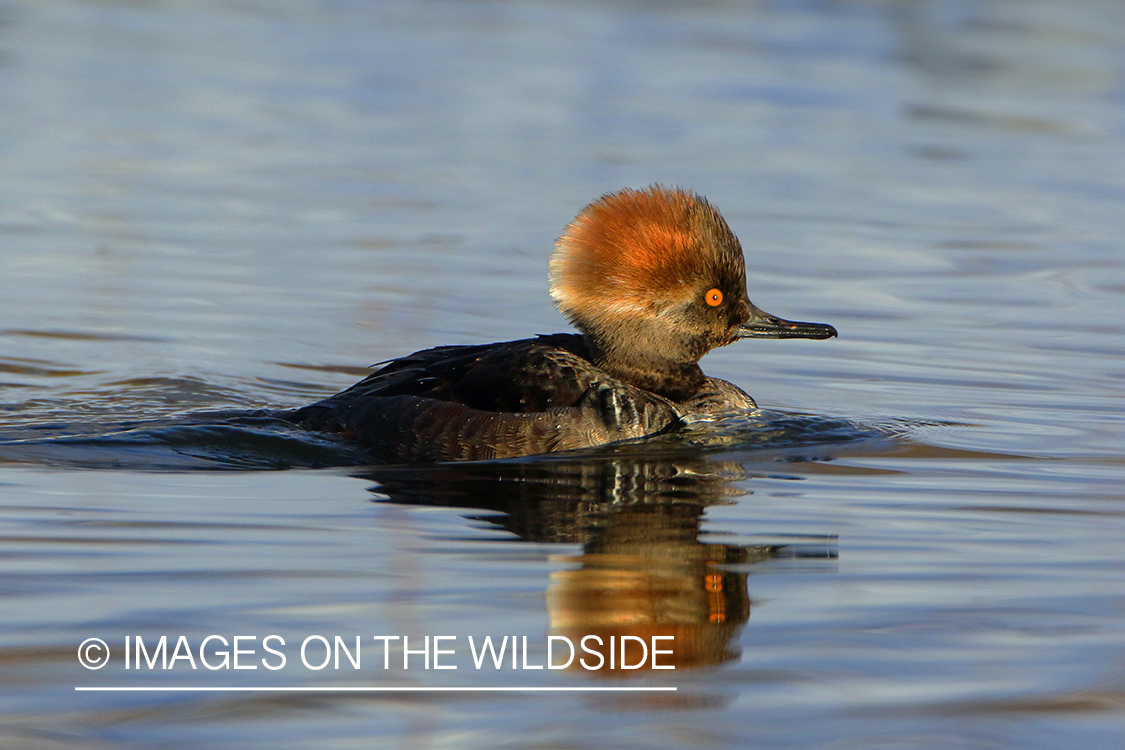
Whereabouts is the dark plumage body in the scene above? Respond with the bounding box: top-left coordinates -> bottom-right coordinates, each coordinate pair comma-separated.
291,186 -> 836,462
291,334 -> 755,462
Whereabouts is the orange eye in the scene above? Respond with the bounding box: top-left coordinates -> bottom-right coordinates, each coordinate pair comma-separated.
705,288 -> 723,307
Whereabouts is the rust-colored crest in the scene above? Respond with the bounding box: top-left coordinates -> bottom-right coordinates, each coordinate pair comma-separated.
549,185 -> 745,329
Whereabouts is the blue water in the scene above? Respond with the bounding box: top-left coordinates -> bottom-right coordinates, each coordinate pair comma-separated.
1,1 -> 1123,748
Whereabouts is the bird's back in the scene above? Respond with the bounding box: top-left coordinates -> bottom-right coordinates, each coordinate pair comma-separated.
290,334 -> 685,462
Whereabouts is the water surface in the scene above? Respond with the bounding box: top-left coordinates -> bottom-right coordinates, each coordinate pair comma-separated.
1,1 -> 1123,748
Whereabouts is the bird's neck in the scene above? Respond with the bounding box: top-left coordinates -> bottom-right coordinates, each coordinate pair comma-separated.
586,336 -> 706,403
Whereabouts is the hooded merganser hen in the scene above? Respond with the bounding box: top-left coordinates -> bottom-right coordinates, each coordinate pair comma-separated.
292,185 -> 837,462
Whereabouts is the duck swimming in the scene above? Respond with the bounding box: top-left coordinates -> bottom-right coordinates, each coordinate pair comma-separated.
291,185 -> 836,462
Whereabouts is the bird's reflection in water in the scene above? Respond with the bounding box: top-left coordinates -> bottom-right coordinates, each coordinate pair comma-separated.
546,504 -> 758,675
357,449 -> 835,677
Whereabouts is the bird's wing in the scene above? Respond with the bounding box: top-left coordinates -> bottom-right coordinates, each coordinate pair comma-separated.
290,334 -> 682,461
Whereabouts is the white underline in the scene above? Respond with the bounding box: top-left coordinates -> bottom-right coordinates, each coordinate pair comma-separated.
75,686 -> 676,693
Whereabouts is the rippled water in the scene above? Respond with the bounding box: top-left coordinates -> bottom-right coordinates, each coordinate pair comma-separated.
2,1 -> 1124,748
